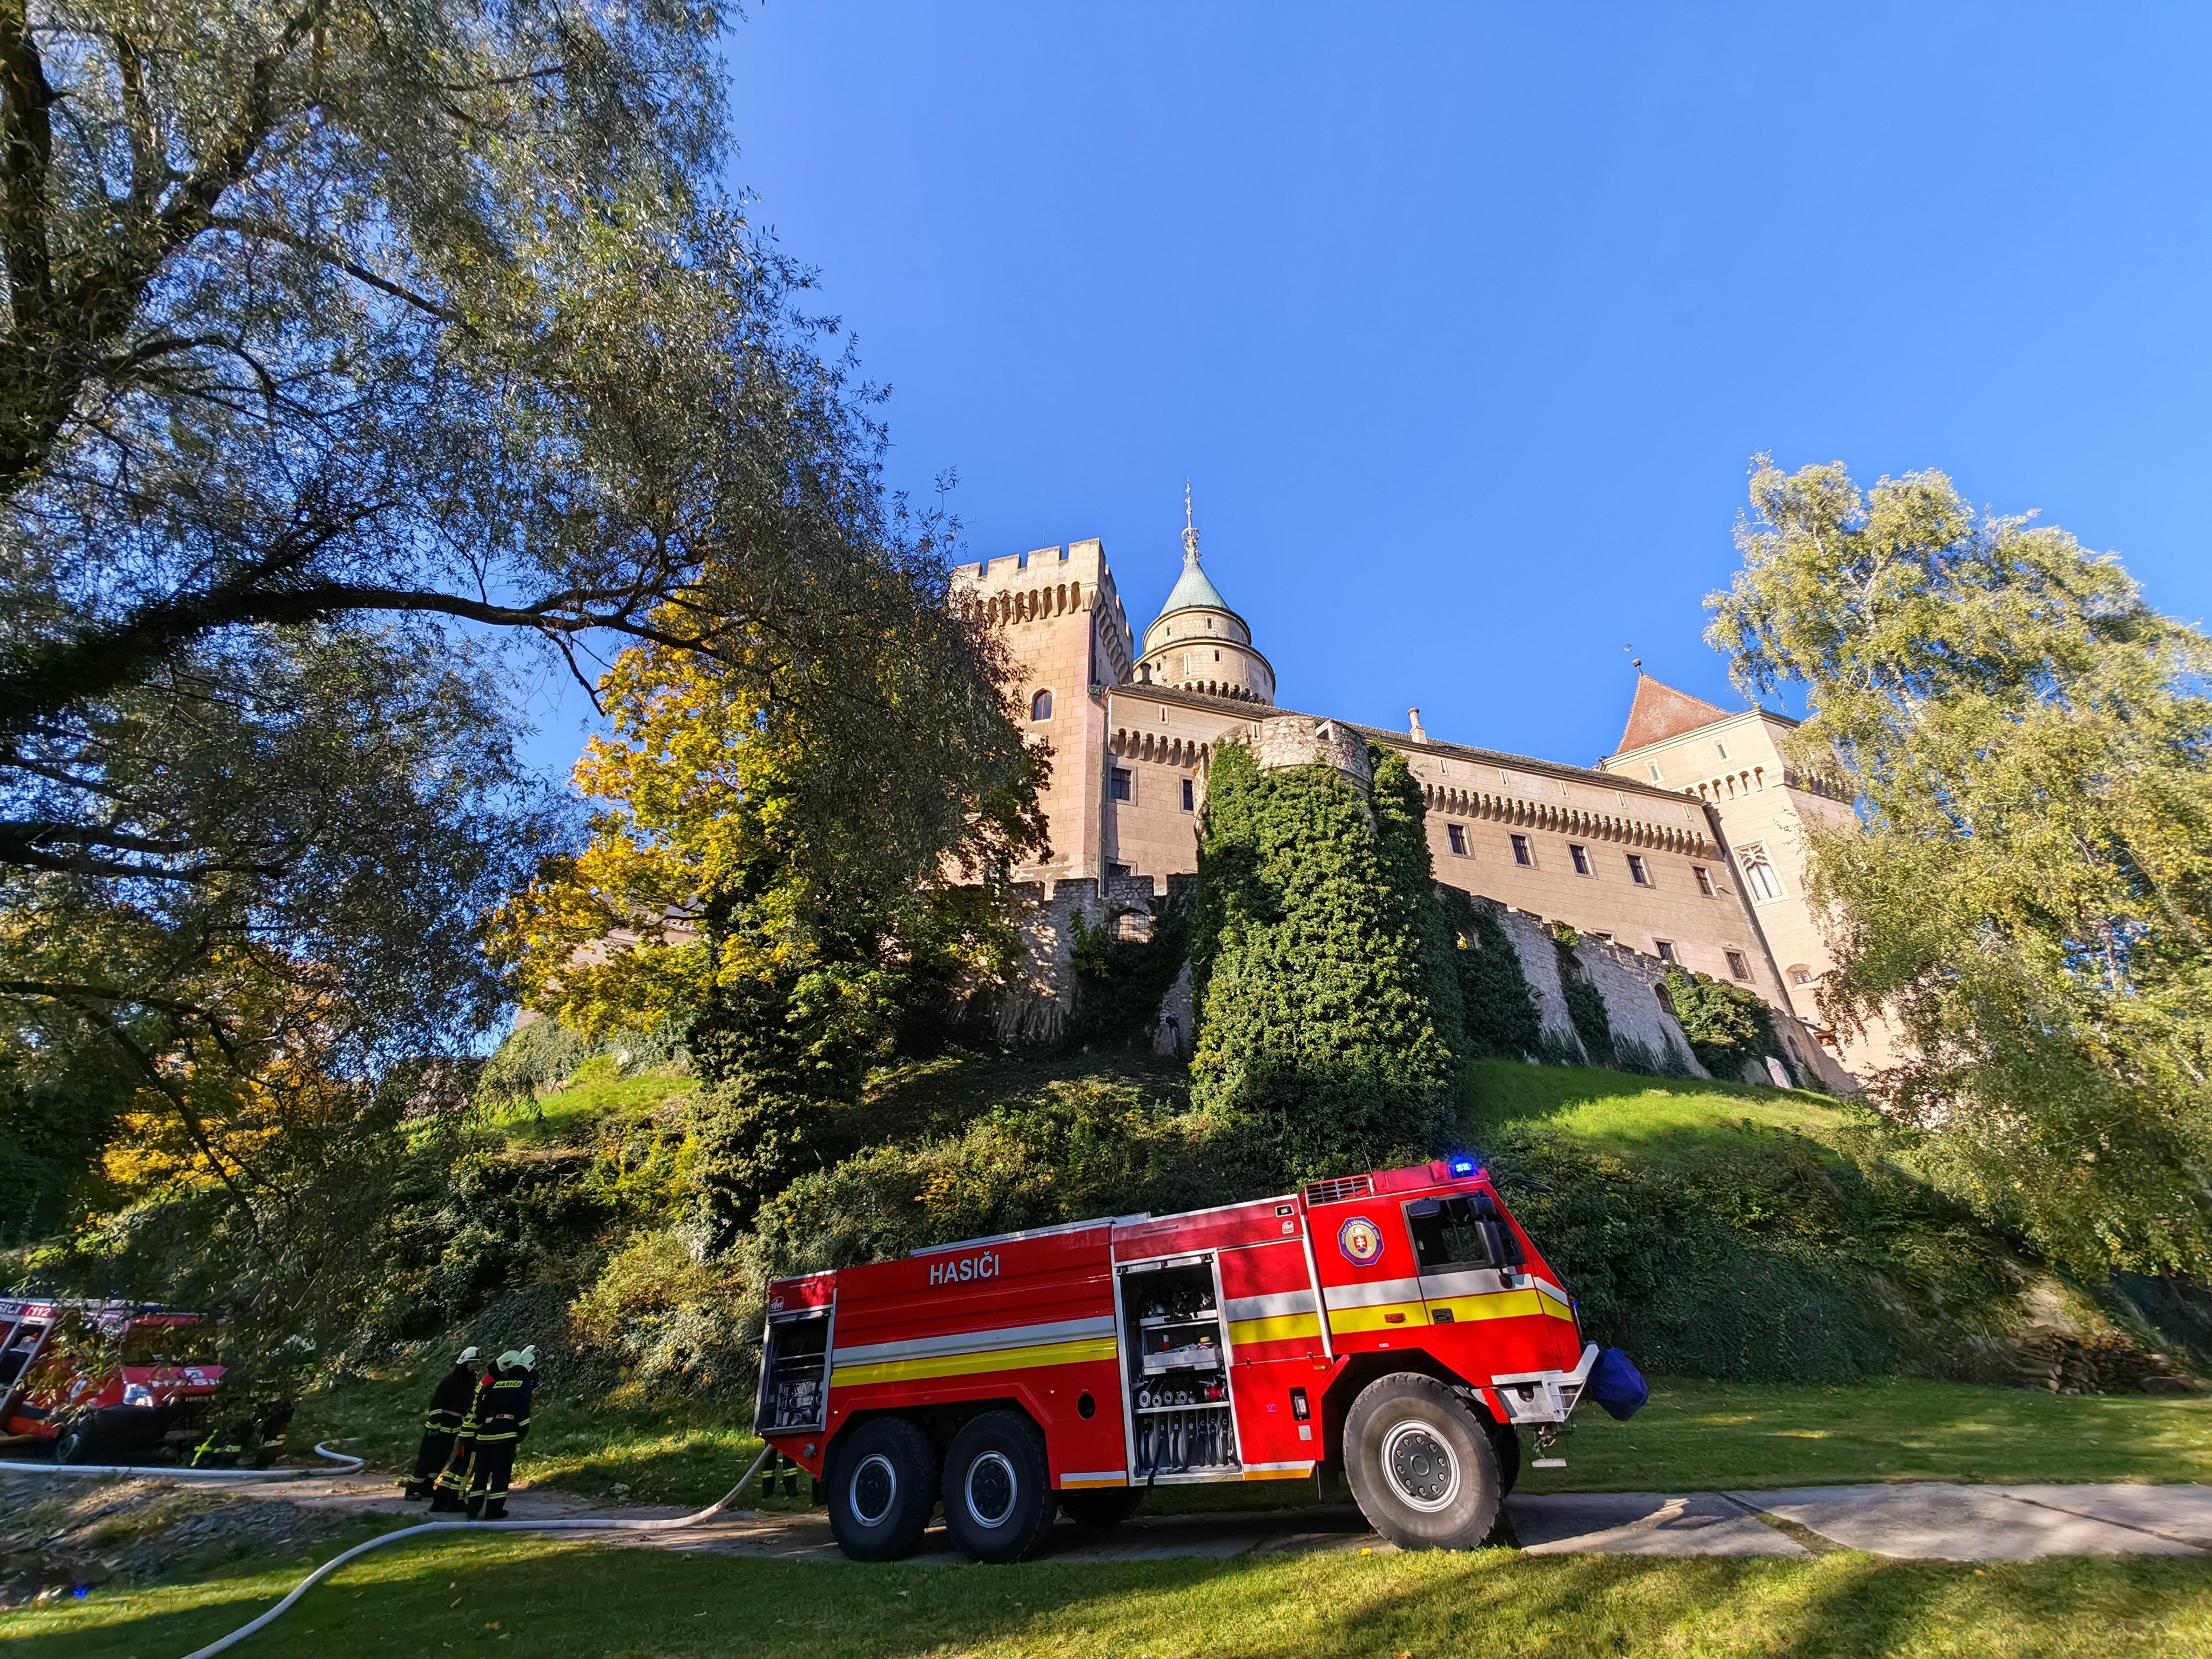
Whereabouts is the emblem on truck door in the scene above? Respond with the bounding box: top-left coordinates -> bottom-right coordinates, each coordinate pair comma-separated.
1337,1216 -> 1385,1266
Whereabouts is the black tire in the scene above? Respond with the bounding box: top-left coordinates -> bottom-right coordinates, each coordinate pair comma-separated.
1342,1373 -> 1504,1550
50,1420 -> 100,1465
825,1416 -> 939,1562
1060,1486 -> 1145,1530
1484,1412 -> 1522,1499
941,1410 -> 1057,1564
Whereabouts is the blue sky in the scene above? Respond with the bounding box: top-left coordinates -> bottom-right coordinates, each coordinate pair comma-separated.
524,3 -> 2212,775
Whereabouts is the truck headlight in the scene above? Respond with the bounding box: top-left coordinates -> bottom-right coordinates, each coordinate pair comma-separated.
123,1384 -> 155,1408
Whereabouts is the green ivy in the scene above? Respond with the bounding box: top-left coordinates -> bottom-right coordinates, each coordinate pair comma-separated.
1187,741 -> 1456,1176
1068,889 -> 1192,1047
1438,888 -> 1544,1061
1664,964 -> 1788,1081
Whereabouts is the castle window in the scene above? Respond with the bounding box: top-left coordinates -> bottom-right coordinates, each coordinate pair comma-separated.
1646,760 -> 1663,783
1715,739 -> 1730,760
1693,865 -> 1715,897
1181,777 -> 1195,812
1447,824 -> 1468,855
1510,834 -> 1533,867
1031,689 -> 1053,721
1655,939 -> 1677,963
1110,768 -> 1132,802
1569,842 -> 1591,875
1789,964 -> 1813,986
1740,844 -> 1783,901
1725,949 -> 1752,981
1626,853 -> 1651,886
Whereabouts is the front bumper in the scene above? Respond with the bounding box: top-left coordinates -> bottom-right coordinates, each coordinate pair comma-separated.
1486,1341 -> 1600,1426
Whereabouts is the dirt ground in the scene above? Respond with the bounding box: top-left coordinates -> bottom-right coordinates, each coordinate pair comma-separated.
0,1474 -> 374,1608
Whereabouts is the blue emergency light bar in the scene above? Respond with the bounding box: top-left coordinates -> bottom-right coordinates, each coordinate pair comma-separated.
1447,1157 -> 1478,1177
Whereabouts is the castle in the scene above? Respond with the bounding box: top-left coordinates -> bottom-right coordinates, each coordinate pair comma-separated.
953,511 -> 1880,1090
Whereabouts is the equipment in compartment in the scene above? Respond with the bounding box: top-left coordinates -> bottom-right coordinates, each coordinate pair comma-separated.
1118,1258 -> 1239,1478
755,1312 -> 829,1433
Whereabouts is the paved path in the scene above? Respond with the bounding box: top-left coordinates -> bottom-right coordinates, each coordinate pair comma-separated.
15,1464 -> 2212,1562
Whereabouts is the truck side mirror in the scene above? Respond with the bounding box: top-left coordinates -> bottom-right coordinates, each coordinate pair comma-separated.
1481,1220 -> 1510,1272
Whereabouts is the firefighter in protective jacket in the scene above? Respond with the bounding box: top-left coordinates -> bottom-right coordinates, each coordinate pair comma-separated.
428,1351 -> 496,1514
463,1345 -> 537,1520
403,1347 -> 480,1501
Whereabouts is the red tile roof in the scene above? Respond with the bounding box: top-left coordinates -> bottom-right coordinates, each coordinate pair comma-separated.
1614,673 -> 1735,754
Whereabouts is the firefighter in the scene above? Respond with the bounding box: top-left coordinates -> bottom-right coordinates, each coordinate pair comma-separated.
428,1351 -> 496,1514
403,1347 -> 480,1501
463,1345 -> 536,1520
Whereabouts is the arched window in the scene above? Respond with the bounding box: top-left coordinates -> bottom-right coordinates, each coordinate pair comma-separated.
1740,843 -> 1783,901
1030,689 -> 1053,722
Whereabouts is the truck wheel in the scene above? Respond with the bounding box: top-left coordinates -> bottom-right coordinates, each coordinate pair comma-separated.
1060,1486 -> 1144,1530
1343,1373 -> 1503,1550
51,1421 -> 101,1465
941,1410 -> 1057,1564
825,1417 -> 939,1562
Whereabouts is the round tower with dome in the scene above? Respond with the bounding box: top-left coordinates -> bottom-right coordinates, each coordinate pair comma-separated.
1135,491 -> 1274,704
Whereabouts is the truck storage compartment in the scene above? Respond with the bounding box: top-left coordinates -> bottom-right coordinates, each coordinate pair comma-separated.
755,1309 -> 830,1434
1118,1258 -> 1240,1479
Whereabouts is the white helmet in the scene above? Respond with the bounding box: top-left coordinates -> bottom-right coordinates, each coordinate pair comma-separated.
455,1346 -> 480,1366
496,1349 -> 524,1370
516,1345 -> 538,1371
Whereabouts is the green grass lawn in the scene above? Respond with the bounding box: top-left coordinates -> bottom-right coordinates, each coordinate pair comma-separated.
17,1532 -> 2212,1658
1465,1057 -> 1856,1168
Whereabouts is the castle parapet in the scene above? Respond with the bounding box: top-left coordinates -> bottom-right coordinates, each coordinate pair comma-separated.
1249,713 -> 1372,792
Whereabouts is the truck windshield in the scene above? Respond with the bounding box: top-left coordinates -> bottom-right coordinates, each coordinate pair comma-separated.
119,1320 -> 221,1365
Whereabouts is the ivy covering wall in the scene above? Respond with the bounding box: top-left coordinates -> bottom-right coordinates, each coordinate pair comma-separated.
1664,964 -> 1793,1083
1187,741 -> 1458,1175
1437,887 -> 1545,1061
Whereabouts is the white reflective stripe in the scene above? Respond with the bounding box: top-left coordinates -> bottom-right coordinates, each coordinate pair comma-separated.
1060,1469 -> 1127,1483
1320,1276 -> 1424,1310
832,1314 -> 1116,1367
1419,1268 -> 1572,1304
1224,1289 -> 1318,1323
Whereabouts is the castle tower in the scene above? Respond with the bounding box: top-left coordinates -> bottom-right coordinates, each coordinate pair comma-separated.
952,539 -> 1136,881
1598,669 -> 1898,1076
1133,494 -> 1275,705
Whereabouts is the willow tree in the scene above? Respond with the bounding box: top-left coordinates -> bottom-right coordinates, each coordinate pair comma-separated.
1709,458 -> 2212,1275
1189,739 -> 1458,1177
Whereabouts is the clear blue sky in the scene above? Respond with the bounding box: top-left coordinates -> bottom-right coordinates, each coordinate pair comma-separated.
525,3 -> 2212,775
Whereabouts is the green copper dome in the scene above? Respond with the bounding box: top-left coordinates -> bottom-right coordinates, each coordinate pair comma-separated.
1156,547 -> 1230,620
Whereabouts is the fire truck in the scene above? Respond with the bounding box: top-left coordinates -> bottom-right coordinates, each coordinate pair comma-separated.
757,1156 -> 1641,1561
0,1299 -> 227,1463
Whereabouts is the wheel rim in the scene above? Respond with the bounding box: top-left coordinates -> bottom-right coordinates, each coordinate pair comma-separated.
849,1452 -> 898,1526
965,1449 -> 1017,1528
1381,1420 -> 1460,1512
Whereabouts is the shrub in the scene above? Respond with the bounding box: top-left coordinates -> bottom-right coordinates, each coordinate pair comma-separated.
1068,890 -> 1191,1047
569,1226 -> 750,1393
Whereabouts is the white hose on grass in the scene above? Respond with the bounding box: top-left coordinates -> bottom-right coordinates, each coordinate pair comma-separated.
0,1441 -> 366,1482
176,1441 -> 778,1659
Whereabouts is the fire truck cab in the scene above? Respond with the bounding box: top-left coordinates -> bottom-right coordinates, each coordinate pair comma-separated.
758,1157 -> 1615,1560
0,1299 -> 227,1464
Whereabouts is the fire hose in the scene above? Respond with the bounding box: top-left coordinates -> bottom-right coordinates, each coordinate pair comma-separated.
0,1441 -> 366,1483
177,1441 -> 777,1659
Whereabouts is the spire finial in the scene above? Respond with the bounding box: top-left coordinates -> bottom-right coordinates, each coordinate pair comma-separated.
1182,481 -> 1201,564
1626,645 -> 1643,674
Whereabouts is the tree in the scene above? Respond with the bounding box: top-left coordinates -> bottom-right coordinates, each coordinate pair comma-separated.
495,581 -> 1048,1241
1188,740 -> 1458,1175
1708,457 -> 2212,1275
2,625 -> 555,1233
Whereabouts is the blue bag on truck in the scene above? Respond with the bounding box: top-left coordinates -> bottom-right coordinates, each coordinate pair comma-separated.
1586,1347 -> 1648,1421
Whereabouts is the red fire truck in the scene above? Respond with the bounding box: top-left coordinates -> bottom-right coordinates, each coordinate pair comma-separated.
758,1156 -> 1636,1561
0,1299 -> 227,1463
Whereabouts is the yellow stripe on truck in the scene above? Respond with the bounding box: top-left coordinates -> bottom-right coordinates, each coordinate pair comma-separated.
1226,1312 -> 1323,1346
830,1335 -> 1119,1388
1327,1289 -> 1578,1334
